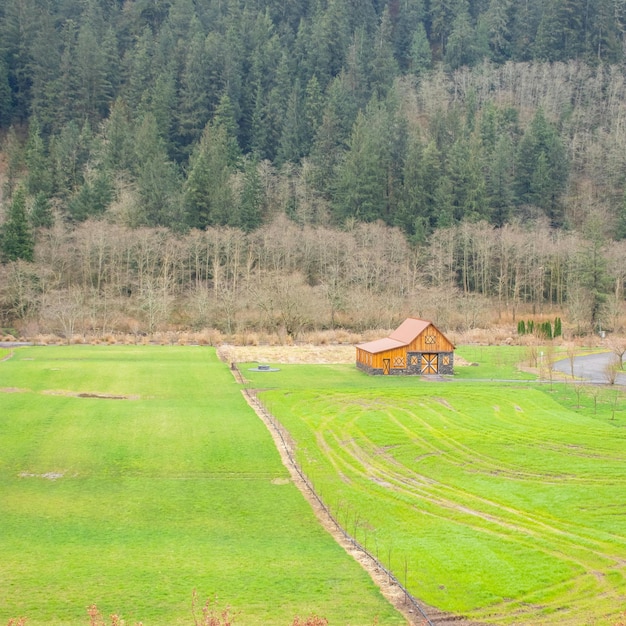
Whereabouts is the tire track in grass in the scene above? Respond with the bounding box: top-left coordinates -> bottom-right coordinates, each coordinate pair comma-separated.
298,392 -> 626,624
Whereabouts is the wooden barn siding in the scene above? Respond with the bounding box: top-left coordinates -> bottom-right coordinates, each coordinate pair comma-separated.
407,330 -> 454,353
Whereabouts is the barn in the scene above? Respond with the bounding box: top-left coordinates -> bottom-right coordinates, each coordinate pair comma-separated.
356,318 -> 455,376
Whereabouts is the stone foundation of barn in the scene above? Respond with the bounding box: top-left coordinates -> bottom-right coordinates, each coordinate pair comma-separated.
356,352 -> 454,376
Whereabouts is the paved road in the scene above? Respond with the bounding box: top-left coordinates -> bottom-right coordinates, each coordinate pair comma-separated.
553,352 -> 626,385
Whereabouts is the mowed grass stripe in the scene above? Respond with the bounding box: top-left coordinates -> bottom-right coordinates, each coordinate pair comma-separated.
251,369 -> 626,625
0,346 -> 405,625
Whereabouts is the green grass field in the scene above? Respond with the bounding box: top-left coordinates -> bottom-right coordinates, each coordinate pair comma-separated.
244,353 -> 626,625
0,346 -> 405,626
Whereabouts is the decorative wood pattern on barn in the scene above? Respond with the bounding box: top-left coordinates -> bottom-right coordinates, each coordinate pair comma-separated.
356,318 -> 455,376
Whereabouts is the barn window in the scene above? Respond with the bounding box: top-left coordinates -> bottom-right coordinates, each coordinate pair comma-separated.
442,355 -> 450,366
425,334 -> 436,345
410,355 -> 418,365
393,356 -> 405,368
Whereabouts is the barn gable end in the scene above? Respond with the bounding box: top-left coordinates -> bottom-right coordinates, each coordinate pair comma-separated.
356,318 -> 454,376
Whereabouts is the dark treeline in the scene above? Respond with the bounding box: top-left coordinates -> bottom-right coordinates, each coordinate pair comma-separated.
0,0 -> 625,335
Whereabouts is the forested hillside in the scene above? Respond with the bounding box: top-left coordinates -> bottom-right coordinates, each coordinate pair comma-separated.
0,0 -> 625,337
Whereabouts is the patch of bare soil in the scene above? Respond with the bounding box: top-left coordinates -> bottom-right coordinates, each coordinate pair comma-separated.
19,472 -> 65,480
41,390 -> 139,400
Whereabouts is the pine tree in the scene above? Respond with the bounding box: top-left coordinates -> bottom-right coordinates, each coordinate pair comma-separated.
0,59 -> 13,126
486,134 -> 515,225
445,8 -> 484,69
1,186 -> 34,262
481,0 -> 514,62
30,191 -> 54,229
303,75 -> 324,154
410,23 -> 432,76
554,316 -> 562,337
67,169 -> 113,222
277,80 -> 306,164
2,125 -> 23,199
177,30 -> 211,151
369,6 -> 398,97
514,108 -> 568,226
102,98 -> 135,174
25,117 -> 53,197
184,120 -> 235,229
332,97 -> 402,224
213,92 -> 242,167
393,0 -> 426,71
133,113 -> 182,227
236,155 -> 264,232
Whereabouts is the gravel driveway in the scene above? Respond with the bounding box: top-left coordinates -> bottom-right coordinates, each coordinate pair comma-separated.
553,352 -> 626,385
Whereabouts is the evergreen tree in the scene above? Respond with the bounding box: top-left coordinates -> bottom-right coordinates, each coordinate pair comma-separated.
277,80 -> 306,164
393,0 -> 426,71
148,62 -> 178,158
0,59 -> 13,126
410,23 -> 432,76
1,186 -> 34,262
535,0 -> 586,61
236,155 -> 264,232
25,117 -> 53,197
554,316 -> 562,337
533,0 -> 562,61
486,134 -> 515,225
446,133 -> 488,221
177,29 -> 211,151
445,7 -> 485,69
397,130 -> 425,235
332,97 -> 403,224
2,125 -> 23,199
429,0 -> 471,59
574,213 -> 611,332
102,98 -> 135,174
514,108 -> 568,225
67,170 -> 113,222
133,113 -> 182,227
4,0 -> 56,123
50,120 -> 93,199
369,6 -> 398,97
302,75 -> 324,153
304,0 -> 351,85
510,0 -> 542,60
30,191 -> 54,229
586,0 -> 622,62
74,17 -> 115,123
213,92 -> 242,167
616,195 -> 626,240
481,0 -> 514,61
183,120 -> 235,229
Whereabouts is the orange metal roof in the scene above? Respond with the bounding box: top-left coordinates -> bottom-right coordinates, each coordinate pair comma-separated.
356,337 -> 405,354
388,318 -> 431,343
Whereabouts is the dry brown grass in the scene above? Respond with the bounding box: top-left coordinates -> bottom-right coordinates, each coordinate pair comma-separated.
218,343 -> 355,365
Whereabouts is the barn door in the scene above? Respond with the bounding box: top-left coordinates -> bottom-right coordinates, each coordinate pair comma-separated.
383,358 -> 390,375
421,353 -> 438,374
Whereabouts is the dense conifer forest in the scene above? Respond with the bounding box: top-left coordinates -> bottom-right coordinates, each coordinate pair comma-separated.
0,0 -> 625,337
